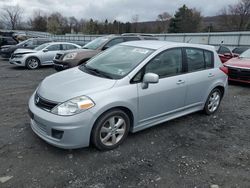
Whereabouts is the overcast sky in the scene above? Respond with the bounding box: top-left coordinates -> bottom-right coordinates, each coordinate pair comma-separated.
0,0 -> 239,22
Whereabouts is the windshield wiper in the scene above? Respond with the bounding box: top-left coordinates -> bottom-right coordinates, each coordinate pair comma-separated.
83,65 -> 113,79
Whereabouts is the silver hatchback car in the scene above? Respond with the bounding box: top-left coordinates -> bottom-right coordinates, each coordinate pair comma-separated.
28,41 -> 228,150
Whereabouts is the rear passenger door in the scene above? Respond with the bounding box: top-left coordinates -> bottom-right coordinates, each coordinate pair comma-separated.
137,48 -> 187,125
184,48 -> 215,106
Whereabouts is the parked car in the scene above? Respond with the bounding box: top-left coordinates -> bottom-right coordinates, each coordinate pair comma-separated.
232,47 -> 249,56
1,38 -> 53,58
53,35 -> 157,71
9,42 -> 81,69
217,45 -> 237,63
28,41 -> 228,150
0,36 -> 18,48
224,48 -> 250,83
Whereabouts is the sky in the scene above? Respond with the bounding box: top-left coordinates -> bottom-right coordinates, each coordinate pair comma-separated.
0,0 -> 239,22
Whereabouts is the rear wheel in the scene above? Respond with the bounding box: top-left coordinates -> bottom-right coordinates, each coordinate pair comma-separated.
91,109 -> 130,150
203,88 -> 222,115
26,57 -> 40,69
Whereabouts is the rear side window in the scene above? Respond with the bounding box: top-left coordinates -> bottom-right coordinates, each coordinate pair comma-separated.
37,40 -> 50,45
185,48 -> 214,72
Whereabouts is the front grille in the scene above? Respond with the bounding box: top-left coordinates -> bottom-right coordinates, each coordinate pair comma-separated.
35,93 -> 58,111
55,53 -> 62,60
228,67 -> 250,81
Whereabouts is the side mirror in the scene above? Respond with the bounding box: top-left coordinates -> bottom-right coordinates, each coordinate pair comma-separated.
141,73 -> 159,89
23,43 -> 28,47
43,49 -> 48,52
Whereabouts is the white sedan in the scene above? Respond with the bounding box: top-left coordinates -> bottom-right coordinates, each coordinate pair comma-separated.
9,42 -> 81,69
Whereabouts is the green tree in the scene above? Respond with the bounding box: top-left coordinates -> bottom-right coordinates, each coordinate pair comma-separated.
168,5 -> 202,33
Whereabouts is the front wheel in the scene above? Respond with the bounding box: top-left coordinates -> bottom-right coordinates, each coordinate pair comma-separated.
91,109 -> 130,150
26,57 -> 40,70
203,88 -> 222,115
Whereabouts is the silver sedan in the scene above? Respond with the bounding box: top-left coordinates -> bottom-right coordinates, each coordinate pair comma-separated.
9,42 -> 81,69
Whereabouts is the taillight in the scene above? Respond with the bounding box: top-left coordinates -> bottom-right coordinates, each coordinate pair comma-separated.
220,66 -> 228,75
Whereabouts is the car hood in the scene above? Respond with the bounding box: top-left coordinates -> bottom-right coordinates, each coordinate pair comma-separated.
14,48 -> 37,54
225,57 -> 250,69
1,45 -> 15,49
37,67 -> 116,102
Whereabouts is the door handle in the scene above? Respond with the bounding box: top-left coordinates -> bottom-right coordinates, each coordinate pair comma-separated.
176,80 -> 185,85
208,73 -> 215,78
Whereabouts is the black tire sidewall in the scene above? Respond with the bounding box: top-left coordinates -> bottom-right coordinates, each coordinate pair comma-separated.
91,109 -> 130,150
26,57 -> 40,70
204,88 -> 222,115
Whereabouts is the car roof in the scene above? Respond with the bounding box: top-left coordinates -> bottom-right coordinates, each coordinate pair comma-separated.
45,42 -> 79,45
121,40 -> 215,51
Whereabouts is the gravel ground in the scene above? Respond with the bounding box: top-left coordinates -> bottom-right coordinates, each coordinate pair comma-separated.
0,58 -> 250,188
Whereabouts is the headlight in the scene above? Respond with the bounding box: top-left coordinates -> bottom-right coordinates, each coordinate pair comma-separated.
63,52 -> 77,61
51,96 -> 95,116
14,54 -> 23,58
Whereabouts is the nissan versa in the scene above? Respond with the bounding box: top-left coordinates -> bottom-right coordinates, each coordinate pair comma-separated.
28,41 -> 228,150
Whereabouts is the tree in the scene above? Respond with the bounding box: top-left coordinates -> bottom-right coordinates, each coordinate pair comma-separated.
29,10 -> 47,32
68,16 -> 78,33
1,5 -> 23,30
157,12 -> 171,32
168,5 -> 202,33
47,12 -> 68,34
131,14 -> 139,32
219,0 -> 250,31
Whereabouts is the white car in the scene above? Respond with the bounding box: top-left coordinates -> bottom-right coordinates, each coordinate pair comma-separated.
9,42 -> 81,69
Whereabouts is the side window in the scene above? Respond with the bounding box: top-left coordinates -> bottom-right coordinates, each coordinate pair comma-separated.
204,50 -> 214,68
145,48 -> 183,78
217,46 -> 231,54
47,44 -> 61,51
124,37 -> 140,42
104,38 -> 124,49
186,48 -> 205,72
37,40 -> 49,45
62,44 -> 78,50
24,40 -> 33,47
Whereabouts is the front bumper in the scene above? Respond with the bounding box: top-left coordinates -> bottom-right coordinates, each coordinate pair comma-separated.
53,59 -> 70,71
9,56 -> 26,66
28,93 -> 96,149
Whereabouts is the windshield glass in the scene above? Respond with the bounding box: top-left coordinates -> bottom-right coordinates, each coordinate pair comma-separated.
239,49 -> 250,59
17,39 -> 32,47
82,37 -> 109,50
34,43 -> 50,51
79,45 -> 154,79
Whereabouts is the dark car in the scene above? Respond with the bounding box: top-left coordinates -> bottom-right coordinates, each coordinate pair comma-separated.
0,38 -> 53,58
232,47 -> 249,56
0,36 -> 18,48
53,35 -> 157,71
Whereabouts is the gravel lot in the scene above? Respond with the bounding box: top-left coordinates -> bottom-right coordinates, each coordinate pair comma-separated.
0,58 -> 250,188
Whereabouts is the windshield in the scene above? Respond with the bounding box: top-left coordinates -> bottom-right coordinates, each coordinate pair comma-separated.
239,49 -> 250,59
17,39 -> 32,47
79,45 -> 154,79
82,37 -> 109,50
34,43 -> 50,51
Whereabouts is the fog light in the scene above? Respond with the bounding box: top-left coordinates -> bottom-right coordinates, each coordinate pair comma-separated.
52,129 -> 64,139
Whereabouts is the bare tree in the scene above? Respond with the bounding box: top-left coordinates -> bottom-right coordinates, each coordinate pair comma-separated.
131,14 -> 139,32
157,12 -> 171,32
29,10 -> 48,32
219,0 -> 250,31
1,5 -> 23,30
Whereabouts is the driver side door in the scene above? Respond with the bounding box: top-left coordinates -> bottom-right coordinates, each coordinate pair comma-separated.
136,48 -> 187,129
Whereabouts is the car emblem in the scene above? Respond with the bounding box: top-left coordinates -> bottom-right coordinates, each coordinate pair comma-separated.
35,96 -> 40,104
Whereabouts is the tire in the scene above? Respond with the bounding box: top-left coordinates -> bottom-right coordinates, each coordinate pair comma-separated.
26,57 -> 40,70
91,109 -> 130,150
203,88 -> 222,115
